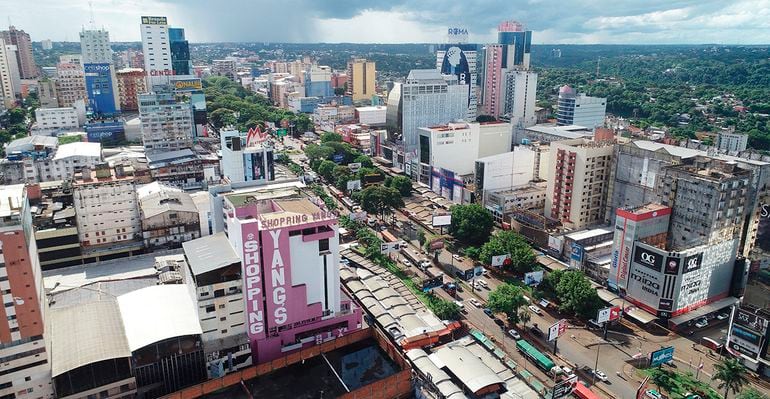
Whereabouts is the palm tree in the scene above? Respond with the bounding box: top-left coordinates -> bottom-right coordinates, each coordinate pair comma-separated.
519,309 -> 531,330
714,358 -> 749,399
649,368 -> 672,394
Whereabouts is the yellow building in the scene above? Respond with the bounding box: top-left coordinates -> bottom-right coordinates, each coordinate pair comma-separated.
346,58 -> 375,102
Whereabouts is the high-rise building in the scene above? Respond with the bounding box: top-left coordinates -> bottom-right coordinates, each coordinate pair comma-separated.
79,29 -> 112,64
0,185 -> 55,399
138,91 -> 193,153
169,28 -> 191,76
400,69 -> 468,154
545,138 -> 614,230
37,77 -> 58,108
140,16 -> 173,87
304,65 -> 332,97
503,70 -> 537,128
436,43 -> 479,121
116,67 -> 147,111
212,59 -> 236,81
0,38 -> 17,109
216,186 -> 363,363
481,20 -> 532,120
54,62 -> 87,108
0,26 -> 37,78
556,85 -> 606,128
80,29 -> 120,114
346,58 -> 375,102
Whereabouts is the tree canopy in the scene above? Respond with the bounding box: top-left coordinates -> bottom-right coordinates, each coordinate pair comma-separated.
487,284 -> 529,324
448,204 -> 493,245
554,271 -> 603,319
352,185 -> 404,217
479,230 -> 535,273
714,358 -> 749,399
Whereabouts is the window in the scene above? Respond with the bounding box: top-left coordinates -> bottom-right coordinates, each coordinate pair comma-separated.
319,238 -> 329,252
205,305 -> 215,313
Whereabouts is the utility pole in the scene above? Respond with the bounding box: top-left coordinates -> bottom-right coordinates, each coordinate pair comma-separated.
592,340 -> 602,386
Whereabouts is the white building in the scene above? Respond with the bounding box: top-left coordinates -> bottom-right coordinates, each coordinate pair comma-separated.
140,16 -> 172,87
0,37 -> 17,109
355,106 -> 386,125
401,69 -> 468,168
312,104 -> 356,129
73,164 -> 141,248
79,29 -> 112,64
484,182 -> 548,224
417,121 -> 512,203
26,142 -> 102,183
183,233 -> 253,377
716,130 -> 748,153
474,143 -> 549,203
503,70 -> 538,130
219,129 -> 275,184
556,86 -> 606,129
32,107 -> 80,135
138,91 -> 193,154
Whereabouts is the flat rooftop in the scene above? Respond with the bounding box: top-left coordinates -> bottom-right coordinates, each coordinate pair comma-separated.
564,227 -> 614,242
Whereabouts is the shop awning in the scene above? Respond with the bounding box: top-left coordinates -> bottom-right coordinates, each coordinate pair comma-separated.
624,307 -> 657,324
669,297 -> 739,327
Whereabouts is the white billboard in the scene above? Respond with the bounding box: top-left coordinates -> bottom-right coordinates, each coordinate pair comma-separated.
348,162 -> 362,173
491,254 -> 510,267
548,235 -> 563,253
347,180 -> 362,191
524,270 -> 544,286
380,241 -> 401,254
432,214 -> 452,227
349,211 -> 368,222
548,319 -> 568,342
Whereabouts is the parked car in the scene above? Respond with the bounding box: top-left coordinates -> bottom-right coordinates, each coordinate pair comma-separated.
401,259 -> 412,267
716,313 -> 729,321
468,298 -> 482,308
592,369 -> 608,382
476,279 -> 488,288
483,308 -> 494,318
494,318 -> 506,327
644,389 -> 663,399
529,325 -> 544,337
508,329 -> 521,339
454,301 -> 466,313
452,254 -> 464,261
695,318 -> 709,329
528,305 -> 543,315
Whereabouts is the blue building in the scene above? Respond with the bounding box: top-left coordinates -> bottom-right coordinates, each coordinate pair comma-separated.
169,28 -> 191,76
84,63 -> 119,115
290,95 -> 352,114
497,30 -> 531,68
85,120 -> 125,145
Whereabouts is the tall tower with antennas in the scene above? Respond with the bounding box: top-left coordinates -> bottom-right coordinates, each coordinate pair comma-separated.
79,6 -> 120,115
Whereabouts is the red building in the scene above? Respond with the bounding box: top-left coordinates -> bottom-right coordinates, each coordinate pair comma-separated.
116,68 -> 147,111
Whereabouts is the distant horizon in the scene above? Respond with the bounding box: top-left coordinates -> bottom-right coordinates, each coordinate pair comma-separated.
35,41 -> 770,47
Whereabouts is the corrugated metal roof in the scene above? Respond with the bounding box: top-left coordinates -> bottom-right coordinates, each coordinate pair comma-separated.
182,232 -> 240,276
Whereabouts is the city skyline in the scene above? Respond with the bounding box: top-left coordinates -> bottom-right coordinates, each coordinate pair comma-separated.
1,0 -> 769,44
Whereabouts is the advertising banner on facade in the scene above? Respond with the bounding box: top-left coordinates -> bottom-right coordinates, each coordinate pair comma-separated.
141,16 -> 168,25
597,306 -> 621,324
547,319 -> 568,342
172,78 -> 203,91
380,241 -> 401,254
683,253 -> 703,274
633,244 -> 663,272
241,223 -> 266,341
570,243 -> 583,262
548,235 -> 563,253
757,203 -> 770,252
551,374 -> 578,399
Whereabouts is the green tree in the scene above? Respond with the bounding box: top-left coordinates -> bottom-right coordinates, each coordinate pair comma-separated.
487,284 -> 528,324
555,271 -> 603,319
305,144 -> 334,163
536,269 -> 564,300
353,185 -> 404,218
463,246 -> 480,261
430,296 -> 462,320
353,155 -> 374,168
388,175 -> 413,197
479,230 -> 535,273
649,368 -> 675,394
209,108 -> 237,130
321,131 -> 343,143
317,160 -> 337,181
738,388 -> 768,399
714,358 -> 749,399
448,204 -> 493,245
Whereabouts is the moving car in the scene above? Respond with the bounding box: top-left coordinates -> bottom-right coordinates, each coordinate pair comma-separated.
454,301 -> 466,312
401,258 -> 412,267
494,318 -> 506,327
528,305 -> 543,315
644,389 -> 663,399
476,279 -> 488,288
483,308 -> 494,318
529,325 -> 544,337
452,254 -> 463,261
592,369 -> 608,382
468,298 -> 482,308
508,329 -> 521,339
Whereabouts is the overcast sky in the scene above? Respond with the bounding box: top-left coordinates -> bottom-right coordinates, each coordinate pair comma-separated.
2,0 -> 769,44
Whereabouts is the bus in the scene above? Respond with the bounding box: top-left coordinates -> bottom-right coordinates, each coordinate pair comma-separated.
516,339 -> 556,372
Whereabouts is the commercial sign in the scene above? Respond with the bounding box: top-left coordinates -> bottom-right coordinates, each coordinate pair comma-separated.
597,306 -> 621,324
548,235 -> 563,253
149,69 -> 175,76
633,245 -> 663,272
432,214 -> 452,227
84,63 -> 111,73
547,319 -> 569,342
141,16 -> 168,25
570,243 -> 583,262
628,266 -> 662,298
649,346 -> 675,367
491,254 -> 511,267
683,253 -> 703,274
264,229 -> 289,328
664,257 -> 680,275
734,307 -> 769,334
524,270 -> 544,286
380,241 -> 401,254
551,374 -> 578,399
173,78 -> 203,91
348,162 -> 362,173
429,237 -> 445,250
241,224 -> 266,340
757,203 -> 770,252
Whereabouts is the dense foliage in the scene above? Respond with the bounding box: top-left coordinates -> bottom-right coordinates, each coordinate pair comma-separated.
536,269 -> 603,320
478,230 -> 535,273
203,76 -> 312,133
447,204 -> 494,246
487,284 -> 528,324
